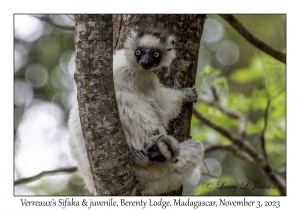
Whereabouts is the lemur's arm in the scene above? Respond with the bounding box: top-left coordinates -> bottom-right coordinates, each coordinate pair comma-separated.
158,72 -> 198,123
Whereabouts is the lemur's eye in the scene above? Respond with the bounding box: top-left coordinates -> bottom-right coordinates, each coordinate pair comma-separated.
153,52 -> 160,58
135,49 -> 141,56
153,146 -> 157,151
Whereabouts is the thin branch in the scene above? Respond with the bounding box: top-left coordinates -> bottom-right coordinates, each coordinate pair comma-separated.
205,143 -> 285,195
254,49 -> 270,162
260,87 -> 286,163
253,16 -> 262,33
205,143 -> 234,153
205,144 -> 256,164
66,14 -> 75,22
202,160 -> 220,179
193,109 -> 286,195
14,167 -> 77,185
205,75 -> 219,101
260,98 -> 271,162
270,87 -> 286,101
219,14 -> 286,64
254,48 -> 286,165
198,95 -> 247,137
193,109 -> 260,160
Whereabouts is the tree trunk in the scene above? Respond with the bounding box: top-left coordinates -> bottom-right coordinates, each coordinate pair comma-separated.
113,14 -> 206,195
74,14 -> 136,196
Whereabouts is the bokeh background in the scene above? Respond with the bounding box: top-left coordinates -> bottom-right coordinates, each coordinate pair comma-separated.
14,14 -> 286,196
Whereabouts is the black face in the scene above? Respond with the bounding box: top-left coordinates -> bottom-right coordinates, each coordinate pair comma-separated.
147,144 -> 166,162
135,47 -> 162,70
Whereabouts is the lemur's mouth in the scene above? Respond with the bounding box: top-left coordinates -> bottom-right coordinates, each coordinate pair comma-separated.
140,63 -> 154,70
141,64 -> 158,70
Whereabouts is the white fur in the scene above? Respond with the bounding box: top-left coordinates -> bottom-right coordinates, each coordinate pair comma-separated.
139,35 -> 161,48
135,140 -> 204,195
69,30 -> 204,195
68,107 -> 96,194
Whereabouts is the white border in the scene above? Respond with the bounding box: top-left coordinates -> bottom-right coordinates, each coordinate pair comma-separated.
2,0 -> 298,209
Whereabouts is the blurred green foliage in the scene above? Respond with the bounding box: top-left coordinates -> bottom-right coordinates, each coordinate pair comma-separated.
192,15 -> 286,196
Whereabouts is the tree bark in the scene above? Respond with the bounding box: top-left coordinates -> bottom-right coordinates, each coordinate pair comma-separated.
113,14 -> 206,195
74,14 -> 136,196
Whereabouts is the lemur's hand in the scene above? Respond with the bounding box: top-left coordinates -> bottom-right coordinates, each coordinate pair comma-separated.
182,86 -> 198,103
171,72 -> 198,103
130,149 -> 148,166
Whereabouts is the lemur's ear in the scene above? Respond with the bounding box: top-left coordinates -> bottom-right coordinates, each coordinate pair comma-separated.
129,29 -> 137,39
170,36 -> 176,45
